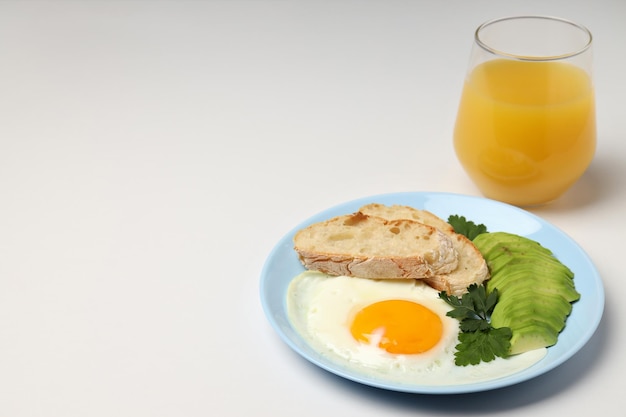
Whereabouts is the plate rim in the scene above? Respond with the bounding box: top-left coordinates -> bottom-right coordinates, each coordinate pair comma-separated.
259,191 -> 605,394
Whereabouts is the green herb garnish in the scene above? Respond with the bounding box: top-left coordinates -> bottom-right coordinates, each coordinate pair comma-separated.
447,215 -> 488,240
439,284 -> 512,366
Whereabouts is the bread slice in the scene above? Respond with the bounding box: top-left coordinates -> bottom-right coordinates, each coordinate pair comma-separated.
358,203 -> 489,295
293,212 -> 459,279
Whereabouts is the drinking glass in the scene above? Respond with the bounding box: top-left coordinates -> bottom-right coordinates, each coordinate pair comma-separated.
453,16 -> 596,206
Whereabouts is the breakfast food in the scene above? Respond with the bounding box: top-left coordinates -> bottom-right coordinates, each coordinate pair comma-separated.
288,202 -> 578,373
293,204 -> 489,295
358,204 -> 490,295
473,232 -> 580,354
293,211 -> 459,280
286,270 -> 546,385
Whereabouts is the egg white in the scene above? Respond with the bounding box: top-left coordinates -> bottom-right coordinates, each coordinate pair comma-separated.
286,271 -> 547,386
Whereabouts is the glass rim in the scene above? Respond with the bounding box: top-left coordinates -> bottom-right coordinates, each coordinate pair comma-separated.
475,15 -> 593,61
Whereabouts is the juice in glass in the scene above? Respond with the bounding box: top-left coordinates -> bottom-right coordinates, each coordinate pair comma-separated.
454,59 -> 596,206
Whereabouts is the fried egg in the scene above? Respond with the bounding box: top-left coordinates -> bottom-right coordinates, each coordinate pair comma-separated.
286,271 -> 546,386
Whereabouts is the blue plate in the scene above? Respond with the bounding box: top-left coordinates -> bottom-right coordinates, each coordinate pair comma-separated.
259,192 -> 604,394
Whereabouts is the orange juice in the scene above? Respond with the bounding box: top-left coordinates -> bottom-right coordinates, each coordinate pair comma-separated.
453,59 -> 596,206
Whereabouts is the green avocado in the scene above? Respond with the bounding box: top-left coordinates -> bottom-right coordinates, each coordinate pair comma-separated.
474,231 -> 579,355
487,254 -> 574,278
488,263 -> 574,282
486,268 -> 580,302
507,323 -> 559,355
491,300 -> 568,333
474,232 -> 554,258
493,289 -> 573,317
488,274 -> 580,303
493,314 -> 566,336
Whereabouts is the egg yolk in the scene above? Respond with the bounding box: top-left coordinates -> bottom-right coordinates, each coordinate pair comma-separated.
350,300 -> 443,355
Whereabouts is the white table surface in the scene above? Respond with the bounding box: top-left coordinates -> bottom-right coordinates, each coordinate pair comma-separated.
1,1 -> 624,416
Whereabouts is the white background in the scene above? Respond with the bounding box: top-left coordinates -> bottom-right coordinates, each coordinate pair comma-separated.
0,1 -> 624,416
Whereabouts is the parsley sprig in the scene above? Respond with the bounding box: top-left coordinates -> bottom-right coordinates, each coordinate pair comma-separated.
440,215 -> 511,366
447,215 -> 487,241
439,284 -> 512,366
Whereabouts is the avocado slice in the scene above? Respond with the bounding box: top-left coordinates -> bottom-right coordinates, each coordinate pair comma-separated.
491,302 -> 568,333
488,275 -> 580,303
493,289 -> 573,316
487,253 -> 579,300
508,323 -> 559,355
488,263 -> 574,282
487,254 -> 574,278
474,232 -> 554,258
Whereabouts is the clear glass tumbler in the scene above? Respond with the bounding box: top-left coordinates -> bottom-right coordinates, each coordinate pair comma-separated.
453,16 -> 596,206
